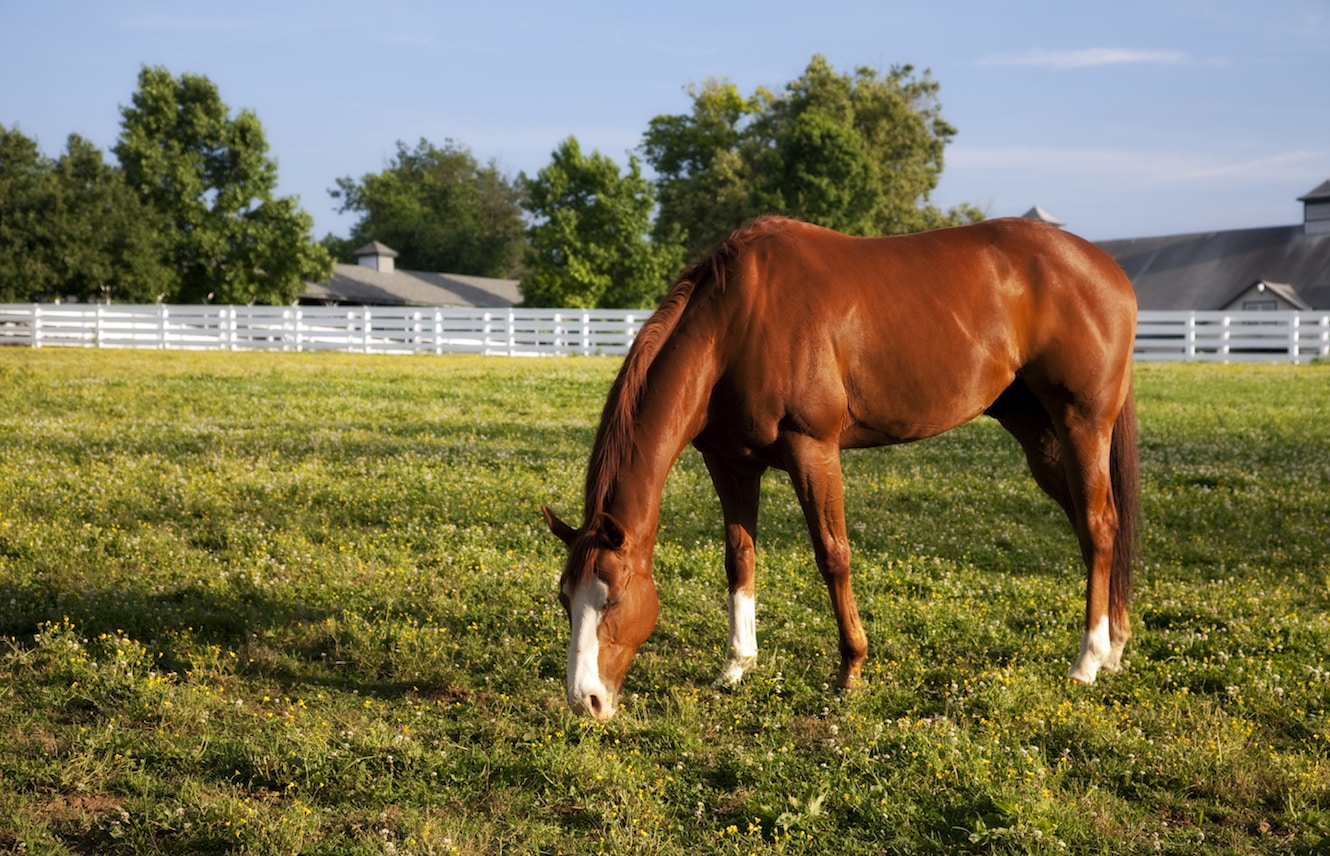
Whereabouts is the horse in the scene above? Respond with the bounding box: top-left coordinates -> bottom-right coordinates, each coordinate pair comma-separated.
543,215 -> 1139,721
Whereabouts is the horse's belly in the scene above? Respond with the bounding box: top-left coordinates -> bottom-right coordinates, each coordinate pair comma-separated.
838,418 -> 947,448
839,340 -> 1019,441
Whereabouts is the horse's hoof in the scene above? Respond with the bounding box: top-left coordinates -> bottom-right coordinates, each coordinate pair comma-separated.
713,656 -> 756,689
834,667 -> 864,691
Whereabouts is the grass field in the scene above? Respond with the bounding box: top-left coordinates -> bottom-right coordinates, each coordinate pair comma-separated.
0,348 -> 1327,855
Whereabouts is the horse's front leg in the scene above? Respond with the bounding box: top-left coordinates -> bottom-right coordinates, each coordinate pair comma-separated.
782,436 -> 868,689
703,454 -> 765,687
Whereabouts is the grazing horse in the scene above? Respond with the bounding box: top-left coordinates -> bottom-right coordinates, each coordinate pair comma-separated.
544,216 -> 1139,721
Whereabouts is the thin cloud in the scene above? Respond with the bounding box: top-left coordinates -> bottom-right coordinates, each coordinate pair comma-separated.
949,145 -> 1326,184
121,14 -> 259,33
979,48 -> 1191,69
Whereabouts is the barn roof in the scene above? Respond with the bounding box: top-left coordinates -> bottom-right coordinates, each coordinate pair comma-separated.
1022,205 -> 1067,227
1220,279 -> 1313,311
301,263 -> 520,308
353,240 -> 399,259
1096,226 -> 1330,311
1298,180 -> 1330,202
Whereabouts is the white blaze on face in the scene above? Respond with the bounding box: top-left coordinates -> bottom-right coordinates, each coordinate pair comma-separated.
566,575 -> 614,718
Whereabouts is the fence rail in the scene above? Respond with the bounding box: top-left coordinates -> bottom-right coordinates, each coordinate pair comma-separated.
0,304 -> 644,356
1135,310 -> 1330,363
1,304 -> 1327,362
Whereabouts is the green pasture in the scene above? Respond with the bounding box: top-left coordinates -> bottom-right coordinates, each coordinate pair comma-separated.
0,349 -> 1327,855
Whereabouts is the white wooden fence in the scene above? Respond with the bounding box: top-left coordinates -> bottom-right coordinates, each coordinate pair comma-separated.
1135,310 -> 1330,363
0,304 -> 1327,362
0,304 -> 643,357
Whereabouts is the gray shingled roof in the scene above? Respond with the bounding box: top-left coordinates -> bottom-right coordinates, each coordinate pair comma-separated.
302,263 -> 521,307
353,241 -> 399,259
1096,226 -> 1330,310
1298,180 -> 1330,202
1022,205 -> 1067,227
1220,280 -> 1312,311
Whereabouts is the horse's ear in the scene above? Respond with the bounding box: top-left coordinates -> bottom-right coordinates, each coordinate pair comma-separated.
542,505 -> 578,545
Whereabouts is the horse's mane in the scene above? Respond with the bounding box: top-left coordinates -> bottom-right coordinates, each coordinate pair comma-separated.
581,217 -> 789,525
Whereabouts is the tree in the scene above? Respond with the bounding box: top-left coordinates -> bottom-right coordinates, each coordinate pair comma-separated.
0,125 -> 171,302
114,65 -> 330,304
49,135 -> 174,302
641,79 -> 769,265
0,125 -> 59,301
330,138 -> 526,278
521,137 -> 684,309
643,55 -> 984,261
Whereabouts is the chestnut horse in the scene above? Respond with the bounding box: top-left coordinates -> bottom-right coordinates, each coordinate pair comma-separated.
544,216 -> 1139,721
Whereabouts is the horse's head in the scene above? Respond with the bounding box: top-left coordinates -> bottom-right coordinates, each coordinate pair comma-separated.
543,505 -> 658,721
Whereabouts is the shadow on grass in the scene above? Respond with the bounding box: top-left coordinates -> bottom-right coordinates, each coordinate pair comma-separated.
0,577 -> 531,702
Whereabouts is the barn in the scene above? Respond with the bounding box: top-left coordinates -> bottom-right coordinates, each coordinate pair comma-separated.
300,241 -> 520,308
1093,180 -> 1330,311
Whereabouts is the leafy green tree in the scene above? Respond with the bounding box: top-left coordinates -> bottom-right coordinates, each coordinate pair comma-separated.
114,65 -> 330,304
643,55 -> 984,260
0,125 -> 171,302
764,107 -> 883,234
49,135 -> 173,302
521,137 -> 684,309
330,138 -> 526,278
641,80 -> 769,265
0,125 -> 58,301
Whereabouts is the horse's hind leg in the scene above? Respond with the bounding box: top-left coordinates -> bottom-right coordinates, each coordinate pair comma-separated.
990,382 -> 1123,682
1057,412 -> 1123,683
703,453 -> 766,686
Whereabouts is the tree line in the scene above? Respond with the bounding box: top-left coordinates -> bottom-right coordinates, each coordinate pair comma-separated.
1,56 -> 982,309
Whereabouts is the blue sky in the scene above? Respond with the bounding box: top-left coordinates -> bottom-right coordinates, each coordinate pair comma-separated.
3,0 -> 1328,242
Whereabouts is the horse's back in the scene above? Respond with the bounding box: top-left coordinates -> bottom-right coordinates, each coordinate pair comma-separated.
694,217 -> 1136,450
727,216 -> 1132,327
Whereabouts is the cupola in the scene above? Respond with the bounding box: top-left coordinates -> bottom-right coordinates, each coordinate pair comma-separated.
1022,206 -> 1067,228
1298,180 -> 1330,236
354,241 -> 400,272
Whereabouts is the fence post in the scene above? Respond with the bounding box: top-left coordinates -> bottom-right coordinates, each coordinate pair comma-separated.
95,303 -> 105,348
1185,312 -> 1197,360
1320,314 -> 1330,359
1288,313 -> 1301,363
32,304 -> 42,348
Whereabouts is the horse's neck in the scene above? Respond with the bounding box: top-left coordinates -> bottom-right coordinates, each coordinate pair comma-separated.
597,339 -> 717,544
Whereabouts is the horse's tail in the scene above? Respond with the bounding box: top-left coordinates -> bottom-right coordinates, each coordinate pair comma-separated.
1109,386 -> 1140,640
